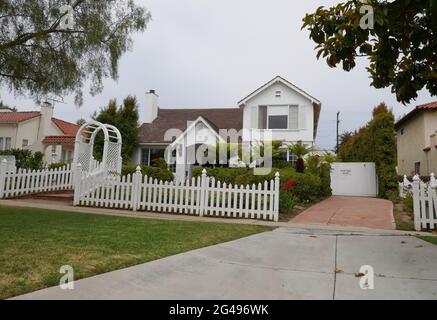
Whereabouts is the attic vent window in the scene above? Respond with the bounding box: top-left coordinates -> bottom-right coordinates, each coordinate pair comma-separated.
275,90 -> 281,98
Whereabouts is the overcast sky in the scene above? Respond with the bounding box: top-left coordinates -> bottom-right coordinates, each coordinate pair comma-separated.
0,0 -> 434,150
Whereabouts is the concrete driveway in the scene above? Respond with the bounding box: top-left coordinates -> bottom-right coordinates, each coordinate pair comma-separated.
14,227 -> 437,300
292,196 -> 395,230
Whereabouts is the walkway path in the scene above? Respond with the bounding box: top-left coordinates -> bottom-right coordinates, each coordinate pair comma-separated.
291,196 -> 395,230
14,227 -> 437,300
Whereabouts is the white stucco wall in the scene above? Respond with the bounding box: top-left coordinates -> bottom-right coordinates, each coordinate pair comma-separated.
241,82 -> 314,143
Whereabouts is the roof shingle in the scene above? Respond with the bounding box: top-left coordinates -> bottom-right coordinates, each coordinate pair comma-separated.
0,111 -> 40,123
139,108 -> 243,144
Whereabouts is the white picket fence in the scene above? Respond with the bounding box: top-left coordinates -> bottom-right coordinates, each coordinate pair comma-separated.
0,160 -> 74,198
398,175 -> 413,198
74,167 -> 280,221
412,174 -> 437,231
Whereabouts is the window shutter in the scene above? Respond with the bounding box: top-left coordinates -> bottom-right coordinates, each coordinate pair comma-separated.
298,105 -> 306,130
251,106 -> 258,129
289,105 -> 299,130
258,106 -> 267,129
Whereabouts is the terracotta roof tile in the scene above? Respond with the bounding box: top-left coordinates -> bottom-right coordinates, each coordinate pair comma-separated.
52,118 -> 80,135
0,111 -> 40,123
42,135 -> 76,144
417,101 -> 437,110
395,100 -> 437,129
0,111 -> 80,138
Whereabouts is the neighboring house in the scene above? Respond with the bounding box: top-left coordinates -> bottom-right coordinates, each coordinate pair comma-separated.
0,102 -> 80,164
395,101 -> 437,176
135,76 -> 321,181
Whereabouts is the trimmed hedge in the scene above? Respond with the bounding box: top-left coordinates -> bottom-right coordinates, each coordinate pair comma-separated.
122,163 -> 173,181
192,166 -> 330,214
0,149 -> 43,170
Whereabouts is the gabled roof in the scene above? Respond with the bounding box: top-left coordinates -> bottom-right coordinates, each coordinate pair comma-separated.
0,111 -> 40,123
169,116 -> 226,147
238,76 -> 321,106
395,100 -> 437,130
139,108 -> 243,144
0,110 -> 79,136
52,118 -> 80,135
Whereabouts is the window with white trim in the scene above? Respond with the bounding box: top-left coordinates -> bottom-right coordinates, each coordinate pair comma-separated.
257,105 -> 299,130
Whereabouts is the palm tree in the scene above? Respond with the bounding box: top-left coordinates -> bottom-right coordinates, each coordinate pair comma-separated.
288,141 -> 313,173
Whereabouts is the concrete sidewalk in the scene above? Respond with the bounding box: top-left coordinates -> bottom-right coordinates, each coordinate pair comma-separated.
14,227 -> 437,300
292,196 -> 395,230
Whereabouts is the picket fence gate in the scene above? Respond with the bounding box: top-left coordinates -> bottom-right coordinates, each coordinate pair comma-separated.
412,174 -> 437,231
74,167 -> 280,221
0,160 -> 74,198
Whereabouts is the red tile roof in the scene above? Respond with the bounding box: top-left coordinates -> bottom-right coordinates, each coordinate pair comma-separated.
52,118 -> 80,135
0,111 -> 79,136
395,100 -> 437,129
417,101 -> 437,110
42,135 -> 76,144
0,111 -> 40,123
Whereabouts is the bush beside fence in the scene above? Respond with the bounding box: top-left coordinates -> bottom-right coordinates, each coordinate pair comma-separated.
75,167 -> 280,221
0,161 -> 73,198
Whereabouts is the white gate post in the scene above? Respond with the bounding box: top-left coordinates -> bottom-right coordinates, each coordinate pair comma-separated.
431,173 -> 436,187
0,159 -> 7,199
132,166 -> 142,211
199,169 -> 207,217
273,172 -> 280,222
73,163 -> 82,206
412,174 -> 421,231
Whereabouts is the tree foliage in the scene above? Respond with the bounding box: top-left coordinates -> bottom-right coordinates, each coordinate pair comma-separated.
0,1 -> 150,104
338,102 -> 397,198
92,96 -> 139,162
302,0 -> 437,103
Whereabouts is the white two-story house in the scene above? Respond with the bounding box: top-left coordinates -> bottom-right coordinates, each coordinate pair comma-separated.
134,76 -> 321,181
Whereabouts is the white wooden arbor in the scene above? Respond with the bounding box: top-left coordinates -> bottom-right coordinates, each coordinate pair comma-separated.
73,120 -> 122,177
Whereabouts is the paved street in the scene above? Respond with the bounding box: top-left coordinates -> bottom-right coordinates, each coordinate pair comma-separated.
15,227 -> 437,300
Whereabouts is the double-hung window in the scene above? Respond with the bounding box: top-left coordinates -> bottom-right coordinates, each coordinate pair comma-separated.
0,137 -> 12,150
257,105 -> 299,130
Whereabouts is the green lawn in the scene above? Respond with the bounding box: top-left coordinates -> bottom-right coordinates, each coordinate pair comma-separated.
418,236 -> 437,245
0,206 -> 272,299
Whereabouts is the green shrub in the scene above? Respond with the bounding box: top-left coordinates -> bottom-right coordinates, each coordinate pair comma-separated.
48,162 -> 68,169
279,192 -> 296,213
122,163 -> 173,181
338,103 -> 398,199
193,166 -> 326,205
0,149 -> 43,170
386,189 -> 400,203
151,157 -> 168,169
404,192 -> 414,214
